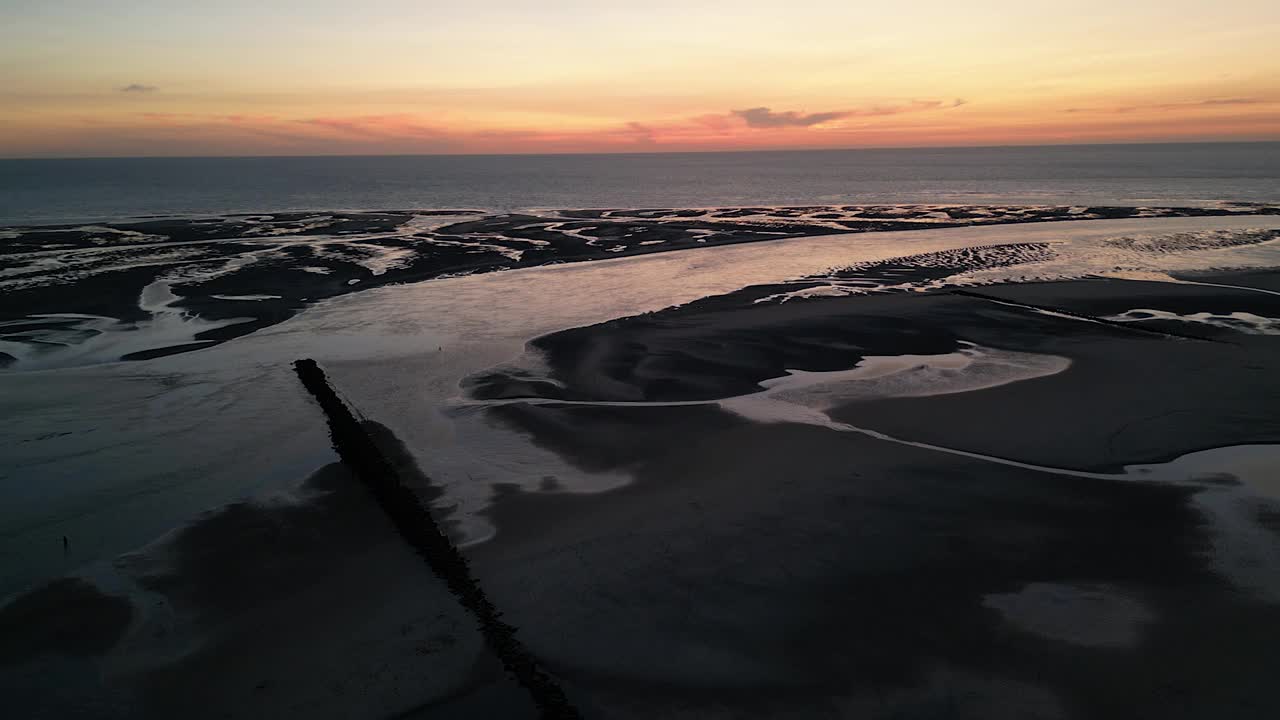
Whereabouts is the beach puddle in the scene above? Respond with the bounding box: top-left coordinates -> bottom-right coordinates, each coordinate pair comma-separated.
1106,309 -> 1280,335
718,343 -> 1070,428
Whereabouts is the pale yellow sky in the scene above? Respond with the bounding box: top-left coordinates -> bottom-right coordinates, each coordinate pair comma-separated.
2,0 -> 1277,156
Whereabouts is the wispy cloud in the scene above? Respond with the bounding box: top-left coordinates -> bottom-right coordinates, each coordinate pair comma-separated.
1066,98 -> 1267,113
11,96 -> 1277,158
297,114 -> 446,140
732,99 -> 966,128
1201,97 -> 1262,105
732,107 -> 848,128
118,83 -> 158,93
846,98 -> 967,117
110,100 -> 973,154
623,121 -> 657,145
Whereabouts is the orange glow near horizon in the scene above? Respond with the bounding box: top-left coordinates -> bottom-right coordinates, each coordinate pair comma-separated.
2,1 -> 1278,157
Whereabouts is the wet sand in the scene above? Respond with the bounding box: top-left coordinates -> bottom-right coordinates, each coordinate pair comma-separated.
0,424 -> 531,719
4,223 -> 1280,717
462,269 -> 1280,718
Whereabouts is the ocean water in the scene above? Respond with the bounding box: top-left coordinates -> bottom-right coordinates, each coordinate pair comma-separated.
2,142 -> 1279,225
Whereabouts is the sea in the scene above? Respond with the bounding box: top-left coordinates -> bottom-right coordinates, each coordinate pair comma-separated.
3,142 -> 1279,225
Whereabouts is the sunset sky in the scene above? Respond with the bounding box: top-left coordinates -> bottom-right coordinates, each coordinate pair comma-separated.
3,0 -> 1278,157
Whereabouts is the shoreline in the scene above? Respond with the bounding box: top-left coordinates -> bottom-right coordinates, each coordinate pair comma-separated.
4,204 -> 1278,371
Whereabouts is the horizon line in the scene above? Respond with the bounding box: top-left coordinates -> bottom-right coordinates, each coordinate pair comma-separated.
4,138 -> 1278,162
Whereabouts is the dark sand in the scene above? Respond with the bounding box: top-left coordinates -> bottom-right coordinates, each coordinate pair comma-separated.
5,259 -> 1280,717
0,423 -> 532,719
462,269 -> 1280,718
0,578 -> 132,664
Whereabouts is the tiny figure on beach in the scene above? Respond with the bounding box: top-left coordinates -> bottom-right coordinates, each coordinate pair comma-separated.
62,535 -> 69,553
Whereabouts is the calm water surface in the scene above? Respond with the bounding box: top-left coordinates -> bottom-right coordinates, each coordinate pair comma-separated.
3,142 -> 1278,224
